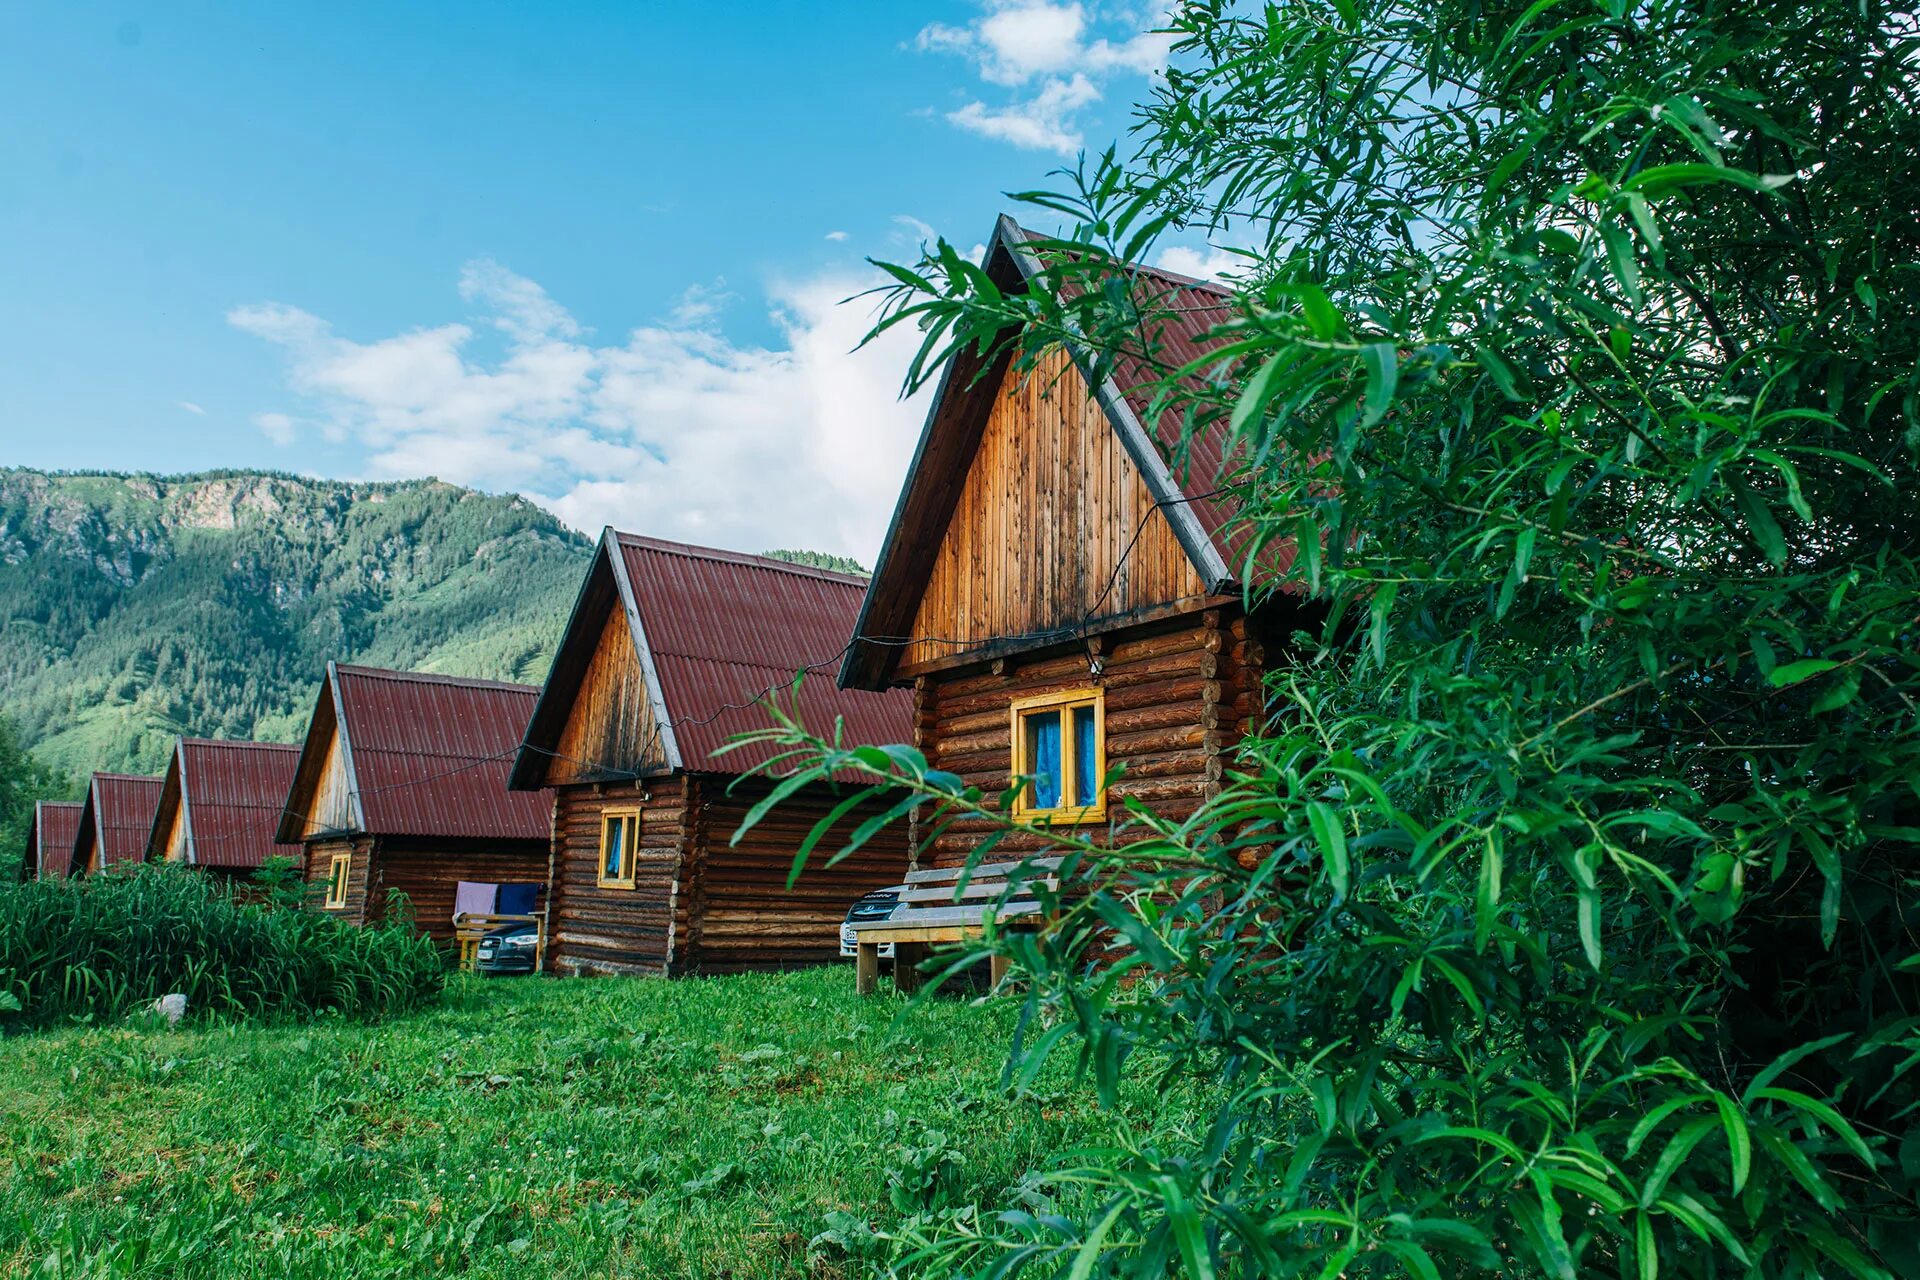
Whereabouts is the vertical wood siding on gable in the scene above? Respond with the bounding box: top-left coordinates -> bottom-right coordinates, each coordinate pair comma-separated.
914,611 -> 1267,869
301,719 -> 358,838
547,602 -> 670,785
547,778 -> 689,976
901,346 -> 1207,675
158,800 -> 187,862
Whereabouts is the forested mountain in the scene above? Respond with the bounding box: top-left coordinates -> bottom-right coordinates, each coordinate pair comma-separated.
0,468 -> 593,778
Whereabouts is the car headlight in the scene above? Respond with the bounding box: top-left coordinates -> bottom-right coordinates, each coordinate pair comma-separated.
503,933 -> 539,949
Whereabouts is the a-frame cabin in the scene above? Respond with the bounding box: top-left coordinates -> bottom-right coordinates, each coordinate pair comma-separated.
509,533 -> 914,977
275,664 -> 553,944
24,801 -> 82,880
71,773 -> 163,876
147,738 -> 303,892
840,216 -> 1301,870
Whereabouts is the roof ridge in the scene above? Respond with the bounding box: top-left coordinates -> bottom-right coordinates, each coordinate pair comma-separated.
612,531 -> 870,587
181,737 -> 301,751
333,663 -> 540,694
1002,213 -> 1238,300
92,772 -> 162,783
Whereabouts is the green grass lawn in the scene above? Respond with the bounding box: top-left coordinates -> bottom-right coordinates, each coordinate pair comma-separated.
0,967 -> 1201,1278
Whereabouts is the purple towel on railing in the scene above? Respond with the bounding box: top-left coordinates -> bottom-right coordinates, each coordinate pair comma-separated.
453,881 -> 498,922
496,883 -> 539,917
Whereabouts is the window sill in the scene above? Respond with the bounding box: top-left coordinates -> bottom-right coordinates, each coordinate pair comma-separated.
1012,804 -> 1108,827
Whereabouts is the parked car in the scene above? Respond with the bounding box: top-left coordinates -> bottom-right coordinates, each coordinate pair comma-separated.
474,920 -> 541,976
840,885 -> 907,959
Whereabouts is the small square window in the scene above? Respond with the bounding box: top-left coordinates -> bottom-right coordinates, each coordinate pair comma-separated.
599,809 -> 639,889
1009,688 -> 1107,823
324,852 -> 352,909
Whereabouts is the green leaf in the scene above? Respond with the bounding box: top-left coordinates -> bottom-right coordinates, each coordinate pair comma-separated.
1750,1088 -> 1875,1166
1307,802 -> 1350,901
1360,342 -> 1398,427
1577,883 -> 1602,970
1474,344 -> 1522,399
1711,1091 -> 1752,1193
1624,163 -> 1795,197
1231,352 -> 1286,436
1635,1211 -> 1657,1280
1768,658 -> 1839,687
1473,831 -> 1502,952
1368,580 -> 1398,664
1731,480 -> 1786,567
1291,282 -> 1341,340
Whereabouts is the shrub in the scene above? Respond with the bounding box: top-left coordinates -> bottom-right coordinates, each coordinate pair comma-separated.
757,0 -> 1920,1275
0,865 -> 445,1028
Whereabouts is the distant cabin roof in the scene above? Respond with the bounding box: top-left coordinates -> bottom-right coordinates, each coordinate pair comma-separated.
76,773 -> 163,872
511,533 -> 914,788
841,214 -> 1289,690
279,664 -> 552,843
155,738 -> 304,869
28,801 -> 82,879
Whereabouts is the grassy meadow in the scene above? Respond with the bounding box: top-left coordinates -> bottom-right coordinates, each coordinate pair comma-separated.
1,966 -> 1206,1278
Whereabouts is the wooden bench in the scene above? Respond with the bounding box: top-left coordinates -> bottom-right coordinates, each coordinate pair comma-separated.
850,856 -> 1061,994
453,912 -> 543,973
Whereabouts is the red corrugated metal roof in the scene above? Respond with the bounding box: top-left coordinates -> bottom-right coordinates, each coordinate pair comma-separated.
176,739 -> 304,869
84,774 -> 163,871
31,801 -> 81,879
333,665 -> 552,841
617,536 -> 914,773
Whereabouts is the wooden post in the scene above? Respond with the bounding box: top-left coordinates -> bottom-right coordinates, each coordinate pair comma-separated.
990,952 -> 1012,990
894,942 -> 927,994
855,941 -> 880,995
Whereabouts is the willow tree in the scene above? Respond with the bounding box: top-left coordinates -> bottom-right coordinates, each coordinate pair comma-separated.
751,2 -> 1920,1274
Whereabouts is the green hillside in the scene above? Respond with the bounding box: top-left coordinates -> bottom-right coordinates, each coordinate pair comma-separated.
0,468 -> 594,778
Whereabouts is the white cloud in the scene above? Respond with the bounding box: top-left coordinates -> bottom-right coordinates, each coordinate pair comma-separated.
824,230 -> 849,242
917,2 -> 1174,154
1156,244 -> 1244,282
949,72 -> 1100,154
177,400 -> 206,416
254,412 -> 295,446
231,261 -> 928,563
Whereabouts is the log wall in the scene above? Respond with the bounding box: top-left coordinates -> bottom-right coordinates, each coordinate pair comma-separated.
901,346 -> 1207,675
547,777 -> 689,976
304,834 -> 374,923
682,776 -> 913,974
375,837 -> 552,946
913,608 -> 1266,868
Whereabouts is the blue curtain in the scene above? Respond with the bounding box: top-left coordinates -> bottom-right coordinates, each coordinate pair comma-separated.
1029,713 -> 1062,808
1073,705 -> 1099,806
605,818 -> 627,877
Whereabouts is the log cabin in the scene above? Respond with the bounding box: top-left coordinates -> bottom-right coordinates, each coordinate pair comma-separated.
275,663 -> 552,945
24,801 -> 81,880
508,533 -> 915,977
839,215 -> 1304,871
70,773 -> 163,876
146,738 -> 303,893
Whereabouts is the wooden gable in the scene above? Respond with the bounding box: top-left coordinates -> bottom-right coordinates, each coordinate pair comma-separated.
896,346 -> 1208,676
301,715 -> 357,838
545,597 -> 670,786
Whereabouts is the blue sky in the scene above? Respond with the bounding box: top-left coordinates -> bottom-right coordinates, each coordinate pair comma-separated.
0,2 -> 1225,561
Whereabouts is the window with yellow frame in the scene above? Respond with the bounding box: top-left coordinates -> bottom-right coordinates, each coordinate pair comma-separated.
323,851 -> 352,909
1009,688 -> 1107,823
598,808 -> 639,889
